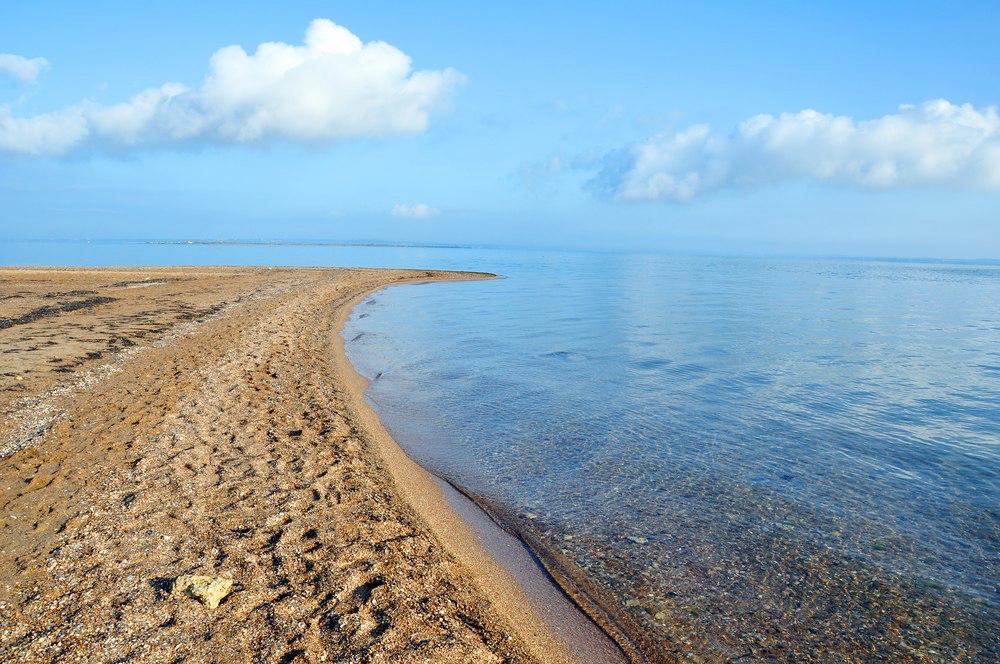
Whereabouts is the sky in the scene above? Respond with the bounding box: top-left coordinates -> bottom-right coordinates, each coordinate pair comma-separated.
0,1 -> 998,258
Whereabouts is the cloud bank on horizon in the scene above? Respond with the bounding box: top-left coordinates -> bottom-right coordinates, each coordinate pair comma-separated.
597,100 -> 1000,202
0,53 -> 49,83
0,19 -> 463,156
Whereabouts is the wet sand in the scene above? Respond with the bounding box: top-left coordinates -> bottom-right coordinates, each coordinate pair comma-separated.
0,267 -> 624,663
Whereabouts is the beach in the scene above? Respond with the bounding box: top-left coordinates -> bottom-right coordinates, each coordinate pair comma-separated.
3,262 -> 997,663
0,267 -> 624,664
3,3 -> 997,662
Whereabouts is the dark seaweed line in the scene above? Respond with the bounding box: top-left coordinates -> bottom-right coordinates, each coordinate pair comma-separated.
0,296 -> 117,331
439,476 -> 650,664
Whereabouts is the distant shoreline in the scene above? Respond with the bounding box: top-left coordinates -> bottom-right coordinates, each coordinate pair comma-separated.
6,238 -> 1000,266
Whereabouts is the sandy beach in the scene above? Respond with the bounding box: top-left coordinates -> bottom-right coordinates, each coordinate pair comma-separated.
0,267 -> 626,664
3,4 -> 997,662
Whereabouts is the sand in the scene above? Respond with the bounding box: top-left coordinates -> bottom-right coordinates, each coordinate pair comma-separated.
0,267 -> 626,664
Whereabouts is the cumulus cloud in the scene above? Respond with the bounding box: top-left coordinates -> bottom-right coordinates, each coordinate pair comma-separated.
0,19 -> 463,156
0,53 -> 49,83
599,100 -> 1000,202
391,202 -> 439,218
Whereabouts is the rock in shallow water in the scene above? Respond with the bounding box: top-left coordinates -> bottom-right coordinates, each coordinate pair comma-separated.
171,574 -> 234,609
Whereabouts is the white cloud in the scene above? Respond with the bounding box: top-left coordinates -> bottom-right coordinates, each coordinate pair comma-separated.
0,53 -> 49,83
602,100 -> 1000,202
391,202 -> 439,218
0,19 -> 464,156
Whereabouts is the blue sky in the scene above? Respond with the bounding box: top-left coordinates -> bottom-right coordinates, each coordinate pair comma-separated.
1,1 -> 998,258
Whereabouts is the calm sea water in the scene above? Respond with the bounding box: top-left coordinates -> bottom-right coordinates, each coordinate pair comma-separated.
5,240 -> 999,657
343,251 -> 1000,658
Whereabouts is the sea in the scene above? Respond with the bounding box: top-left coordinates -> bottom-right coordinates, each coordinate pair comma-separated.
6,239 -> 999,659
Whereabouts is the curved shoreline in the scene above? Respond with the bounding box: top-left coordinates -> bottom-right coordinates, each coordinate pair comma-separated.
330,273 -> 631,664
2,266 -> 619,663
1,266 -> 641,662
333,271 -> 1000,664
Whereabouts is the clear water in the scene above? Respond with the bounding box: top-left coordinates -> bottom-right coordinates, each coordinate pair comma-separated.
6,240 -> 999,657
344,251 -> 1000,658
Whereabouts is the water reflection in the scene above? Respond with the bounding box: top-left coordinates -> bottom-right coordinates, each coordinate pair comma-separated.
345,253 -> 1000,659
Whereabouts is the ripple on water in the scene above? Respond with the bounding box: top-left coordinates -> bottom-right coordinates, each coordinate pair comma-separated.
345,253 -> 1000,660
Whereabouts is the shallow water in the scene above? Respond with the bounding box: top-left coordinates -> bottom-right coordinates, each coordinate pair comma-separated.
7,240 -> 999,658
344,252 -> 1000,659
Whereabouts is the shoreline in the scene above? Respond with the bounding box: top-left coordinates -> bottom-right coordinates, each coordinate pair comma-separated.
5,266 -> 994,661
328,274 -> 1000,663
329,274 -> 629,664
335,279 -> 651,663
0,266 -> 627,663
441,479 -> 655,661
